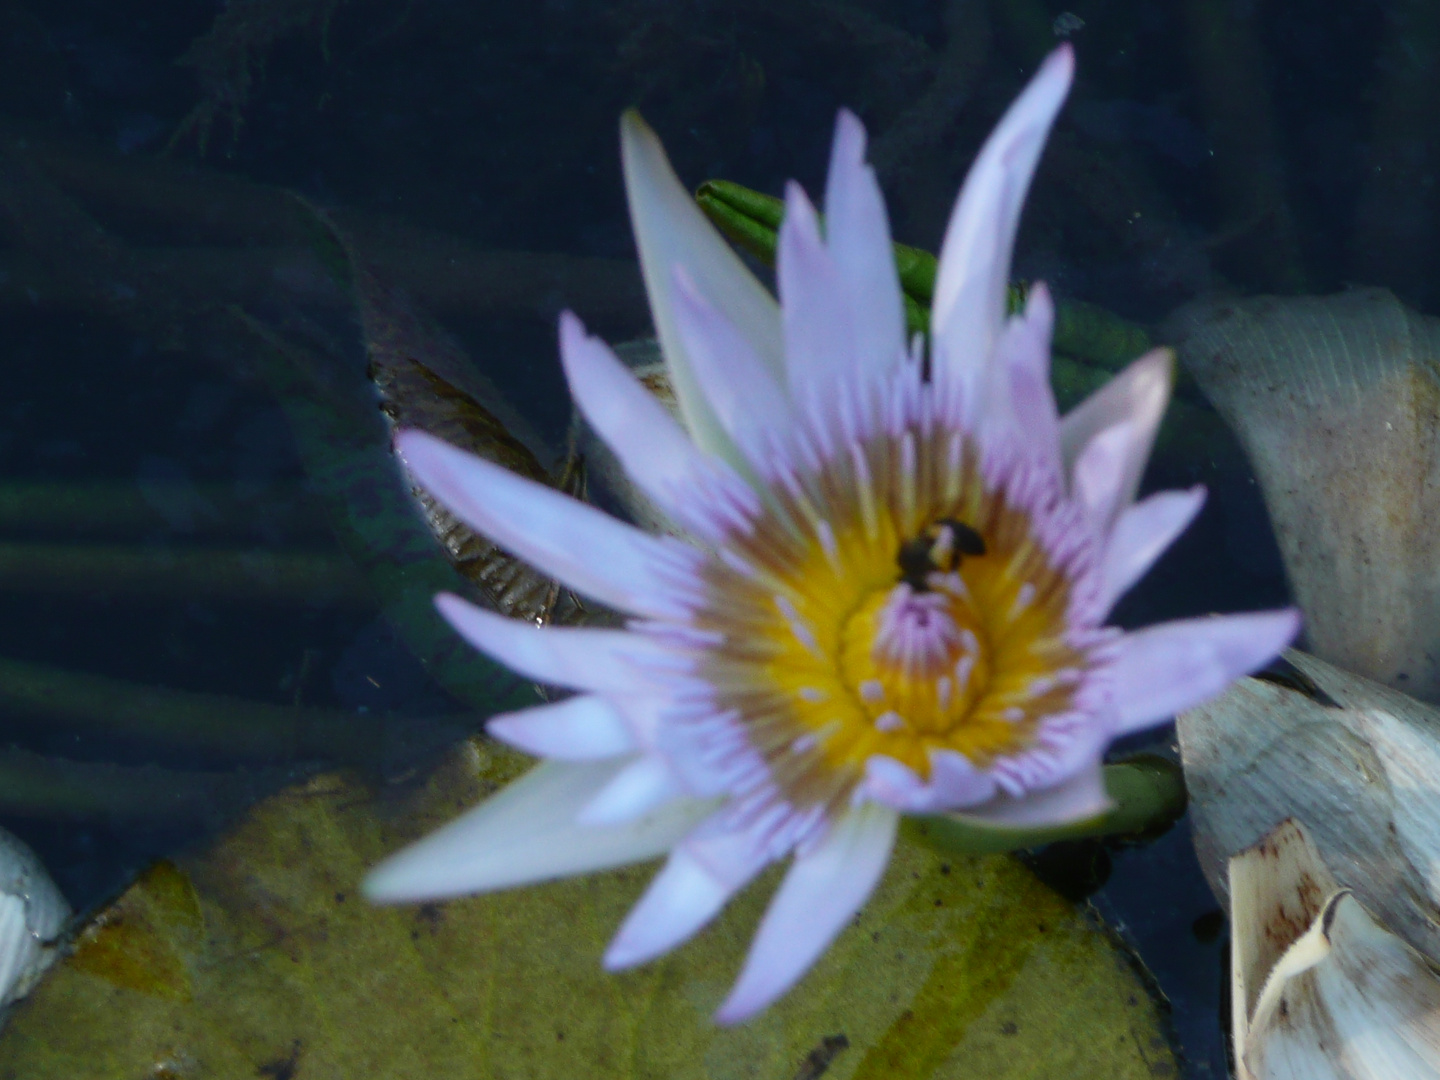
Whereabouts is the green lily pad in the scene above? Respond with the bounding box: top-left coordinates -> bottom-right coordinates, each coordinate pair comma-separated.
0,741 -> 1177,1079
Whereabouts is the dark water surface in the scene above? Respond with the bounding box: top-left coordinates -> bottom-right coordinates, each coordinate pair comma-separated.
3,0 -> 1423,1075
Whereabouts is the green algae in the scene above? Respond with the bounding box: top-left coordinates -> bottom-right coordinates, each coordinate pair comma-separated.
1,739 -> 1176,1079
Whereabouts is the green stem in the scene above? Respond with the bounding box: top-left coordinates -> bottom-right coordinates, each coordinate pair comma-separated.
696,179 -> 1150,366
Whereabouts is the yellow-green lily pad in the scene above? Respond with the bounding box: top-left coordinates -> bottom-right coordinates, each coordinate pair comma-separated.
0,740 -> 1177,1079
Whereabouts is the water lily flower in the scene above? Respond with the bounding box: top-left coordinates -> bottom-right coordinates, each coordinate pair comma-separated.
365,45 -> 1299,1024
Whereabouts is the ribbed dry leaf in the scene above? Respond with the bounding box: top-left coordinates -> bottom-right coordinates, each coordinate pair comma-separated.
1167,288 -> 1440,702
1230,819 -> 1440,1080
1179,649 -> 1440,968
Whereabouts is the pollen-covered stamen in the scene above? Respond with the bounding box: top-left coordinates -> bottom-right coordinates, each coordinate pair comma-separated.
684,369 -> 1100,814
872,585 -> 965,678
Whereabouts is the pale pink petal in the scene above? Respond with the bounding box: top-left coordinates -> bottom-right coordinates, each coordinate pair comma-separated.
604,827 -> 769,969
1098,486 -> 1206,614
823,109 -> 905,378
778,180 -> 855,397
364,759 -> 712,902
396,429 -> 692,619
1057,347 -> 1173,513
1071,419 -> 1139,533
487,695 -> 636,760
559,311 -> 728,523
951,764 -> 1111,828
1109,608 -> 1302,735
714,802 -> 899,1025
435,593 -> 683,694
859,749 -> 997,813
622,112 -> 783,464
981,283 -> 1059,460
671,267 -> 795,463
930,46 -> 1074,411
577,754 -> 685,825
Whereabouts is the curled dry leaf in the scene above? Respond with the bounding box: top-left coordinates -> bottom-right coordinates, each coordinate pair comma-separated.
1178,648 -> 1440,967
0,827 -> 69,1015
1167,288 -> 1440,702
357,261 -> 587,626
1230,819 -> 1440,1079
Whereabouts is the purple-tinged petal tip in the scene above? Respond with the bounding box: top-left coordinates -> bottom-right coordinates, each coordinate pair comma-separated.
1109,608 -> 1302,735
714,802 -> 898,1024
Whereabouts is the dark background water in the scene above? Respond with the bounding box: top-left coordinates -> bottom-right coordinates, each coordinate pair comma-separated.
1,0 -> 1426,1075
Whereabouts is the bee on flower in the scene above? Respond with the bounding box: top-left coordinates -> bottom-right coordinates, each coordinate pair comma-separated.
364,45 -> 1298,1024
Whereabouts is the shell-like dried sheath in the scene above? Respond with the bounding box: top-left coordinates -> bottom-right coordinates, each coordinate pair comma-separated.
1181,648 -> 1440,967
1168,288 -> 1440,701
0,826 -> 69,1011
1231,820 -> 1440,1080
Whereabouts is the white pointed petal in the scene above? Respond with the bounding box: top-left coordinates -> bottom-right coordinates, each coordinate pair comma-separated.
621,112 -> 783,463
486,695 -> 636,760
577,754 -> 684,825
435,593 -> 683,694
823,109 -> 905,378
714,802 -> 899,1024
983,283 -> 1059,455
1109,609 -> 1302,734
1058,347 -> 1174,511
1099,486 -> 1207,614
604,827 -> 769,970
395,429 -> 690,619
931,46 -> 1074,398
1072,420 -> 1139,533
778,180 -> 855,397
953,765 -> 1111,829
365,759 -> 712,902
671,267 -> 794,461
558,311 -> 721,523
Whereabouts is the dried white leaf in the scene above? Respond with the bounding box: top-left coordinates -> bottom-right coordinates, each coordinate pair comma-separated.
1231,820 -> 1440,1080
1167,287 -> 1440,701
1179,648 -> 1440,966
0,825 -> 69,1014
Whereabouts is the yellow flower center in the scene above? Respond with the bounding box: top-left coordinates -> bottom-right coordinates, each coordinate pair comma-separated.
694,424 -> 1087,810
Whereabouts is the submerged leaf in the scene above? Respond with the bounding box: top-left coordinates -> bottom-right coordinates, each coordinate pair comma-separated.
350,225 -> 586,628
1,741 -> 1177,1079
67,862 -> 202,1002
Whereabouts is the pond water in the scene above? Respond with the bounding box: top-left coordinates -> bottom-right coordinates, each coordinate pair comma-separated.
0,1 -> 1416,1077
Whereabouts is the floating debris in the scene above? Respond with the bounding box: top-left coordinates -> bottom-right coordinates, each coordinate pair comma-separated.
1230,819 -> 1440,1079
1168,288 -> 1440,702
1052,13 -> 1085,38
1179,648 -> 1440,966
0,827 -> 69,1016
